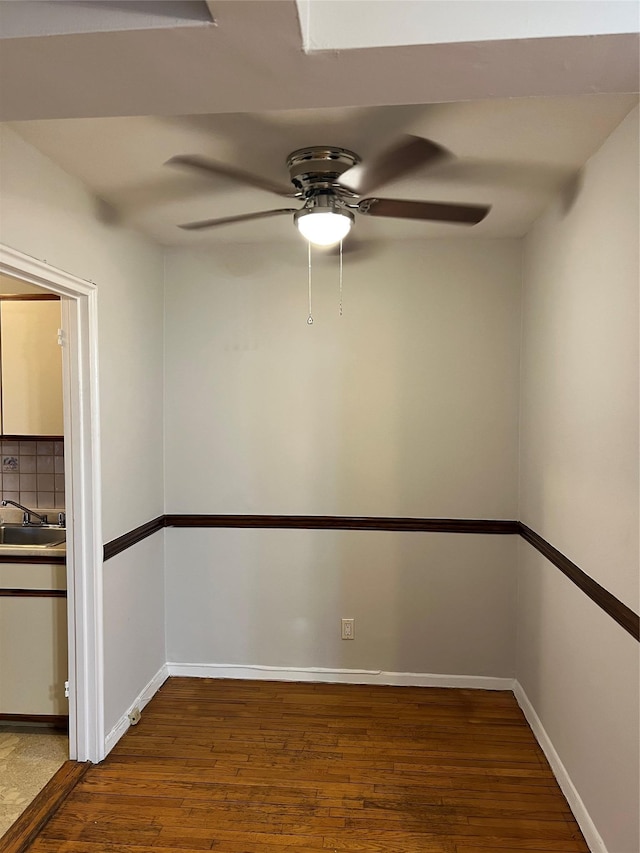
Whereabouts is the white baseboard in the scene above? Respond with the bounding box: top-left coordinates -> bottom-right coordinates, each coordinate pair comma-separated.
514,680 -> 606,853
104,664 -> 169,755
166,662 -> 514,691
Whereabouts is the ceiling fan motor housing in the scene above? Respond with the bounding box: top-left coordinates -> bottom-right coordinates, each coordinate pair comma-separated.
286,147 -> 360,195
294,193 -> 355,220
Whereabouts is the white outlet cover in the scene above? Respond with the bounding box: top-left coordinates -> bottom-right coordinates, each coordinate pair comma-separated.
341,618 -> 355,640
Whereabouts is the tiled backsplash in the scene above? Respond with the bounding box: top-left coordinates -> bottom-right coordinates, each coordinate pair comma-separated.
0,438 -> 65,509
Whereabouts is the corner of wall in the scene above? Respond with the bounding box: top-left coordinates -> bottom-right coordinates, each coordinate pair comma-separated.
104,664 -> 169,756
514,680 -> 607,853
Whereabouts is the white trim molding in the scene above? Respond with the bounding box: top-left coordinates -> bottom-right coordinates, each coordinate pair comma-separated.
514,681 -> 607,853
105,665 -> 169,755
166,662 -> 514,691
0,243 -> 104,763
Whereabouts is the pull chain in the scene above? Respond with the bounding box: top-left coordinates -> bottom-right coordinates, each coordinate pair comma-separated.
339,239 -> 343,317
307,241 -> 314,325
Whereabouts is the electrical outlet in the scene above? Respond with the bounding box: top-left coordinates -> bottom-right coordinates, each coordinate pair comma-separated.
341,617 -> 355,640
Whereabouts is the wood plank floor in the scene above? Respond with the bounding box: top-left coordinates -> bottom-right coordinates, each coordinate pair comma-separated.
26,678 -> 590,852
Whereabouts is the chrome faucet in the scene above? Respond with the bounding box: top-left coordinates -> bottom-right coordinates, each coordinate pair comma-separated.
1,500 -> 48,525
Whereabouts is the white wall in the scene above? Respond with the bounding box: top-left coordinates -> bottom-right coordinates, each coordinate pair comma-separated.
165,240 -> 521,517
166,528 -> 516,677
517,106 -> 639,853
164,239 -> 522,677
103,534 -> 166,734
0,126 -> 166,739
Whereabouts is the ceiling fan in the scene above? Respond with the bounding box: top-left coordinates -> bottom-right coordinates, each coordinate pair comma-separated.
166,135 -> 491,246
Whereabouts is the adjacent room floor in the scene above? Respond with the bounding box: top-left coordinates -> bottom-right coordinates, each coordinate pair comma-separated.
0,727 -> 68,837
24,678 -> 588,851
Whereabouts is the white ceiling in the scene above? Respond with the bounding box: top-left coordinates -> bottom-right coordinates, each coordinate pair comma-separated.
298,0 -> 639,51
0,1 -> 214,39
12,94 -> 638,245
2,0 -> 638,247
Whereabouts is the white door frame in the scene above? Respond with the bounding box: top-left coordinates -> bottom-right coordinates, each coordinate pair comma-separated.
0,243 -> 104,763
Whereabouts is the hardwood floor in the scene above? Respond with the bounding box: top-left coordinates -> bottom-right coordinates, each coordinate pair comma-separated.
2,761 -> 88,853
26,678 -> 589,852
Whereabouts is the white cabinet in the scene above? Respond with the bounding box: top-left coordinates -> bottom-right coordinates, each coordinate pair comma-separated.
0,562 -> 67,716
0,299 -> 63,435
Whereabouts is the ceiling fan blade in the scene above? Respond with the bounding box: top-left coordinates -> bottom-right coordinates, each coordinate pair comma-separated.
339,136 -> 449,195
358,198 -> 490,225
179,208 -> 297,231
167,155 -> 298,198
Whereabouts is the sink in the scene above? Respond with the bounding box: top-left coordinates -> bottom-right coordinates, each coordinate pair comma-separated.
0,523 -> 66,548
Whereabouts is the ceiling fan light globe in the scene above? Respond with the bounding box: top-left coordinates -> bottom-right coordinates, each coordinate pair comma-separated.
295,210 -> 353,246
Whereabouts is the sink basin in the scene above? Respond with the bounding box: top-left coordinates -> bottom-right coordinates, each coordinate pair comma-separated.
0,524 -> 66,547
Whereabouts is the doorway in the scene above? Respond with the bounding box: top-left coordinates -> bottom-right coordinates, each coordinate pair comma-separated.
0,243 -> 103,765
0,276 -> 69,833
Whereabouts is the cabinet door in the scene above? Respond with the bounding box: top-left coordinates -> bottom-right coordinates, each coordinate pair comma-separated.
0,596 -> 68,715
1,300 -> 63,435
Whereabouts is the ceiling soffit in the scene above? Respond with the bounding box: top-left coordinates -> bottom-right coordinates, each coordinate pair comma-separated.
0,1 -> 638,122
